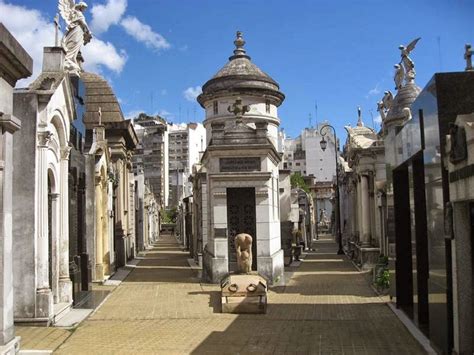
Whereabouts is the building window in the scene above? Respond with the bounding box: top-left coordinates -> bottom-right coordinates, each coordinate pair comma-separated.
265,100 -> 270,114
213,101 -> 218,115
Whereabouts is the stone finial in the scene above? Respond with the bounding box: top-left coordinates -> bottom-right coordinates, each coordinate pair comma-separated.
357,106 -> 364,127
465,44 -> 473,71
233,31 -> 247,57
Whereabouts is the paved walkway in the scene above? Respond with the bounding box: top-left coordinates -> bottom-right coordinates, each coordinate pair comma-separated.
21,234 -> 425,354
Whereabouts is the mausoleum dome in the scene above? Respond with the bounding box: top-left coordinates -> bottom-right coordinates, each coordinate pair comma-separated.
82,72 -> 125,127
197,32 -> 285,107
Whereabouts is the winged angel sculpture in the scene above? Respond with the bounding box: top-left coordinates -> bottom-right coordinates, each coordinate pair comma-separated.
377,91 -> 393,121
58,0 -> 92,75
394,38 -> 420,90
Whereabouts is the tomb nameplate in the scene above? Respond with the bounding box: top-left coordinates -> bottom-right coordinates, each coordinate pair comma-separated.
220,157 -> 260,172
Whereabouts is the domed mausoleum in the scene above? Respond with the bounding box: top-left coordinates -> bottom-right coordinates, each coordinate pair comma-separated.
193,32 -> 285,284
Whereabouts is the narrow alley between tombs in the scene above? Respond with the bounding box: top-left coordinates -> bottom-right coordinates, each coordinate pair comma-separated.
18,233 -> 426,354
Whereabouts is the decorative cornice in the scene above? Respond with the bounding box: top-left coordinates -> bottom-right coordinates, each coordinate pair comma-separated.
0,23 -> 33,86
37,131 -> 53,147
0,112 -> 21,133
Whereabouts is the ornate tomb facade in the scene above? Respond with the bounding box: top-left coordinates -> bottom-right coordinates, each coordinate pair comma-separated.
12,47 -> 76,324
194,32 -> 285,284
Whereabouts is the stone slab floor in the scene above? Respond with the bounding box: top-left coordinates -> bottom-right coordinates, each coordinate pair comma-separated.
19,234 -> 426,354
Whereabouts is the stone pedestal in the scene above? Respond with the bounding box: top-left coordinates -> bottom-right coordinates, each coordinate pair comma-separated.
95,263 -> 105,283
257,249 -> 284,285
202,248 -> 228,284
35,288 -> 53,321
354,244 -> 380,270
0,336 -> 20,355
221,273 -> 267,314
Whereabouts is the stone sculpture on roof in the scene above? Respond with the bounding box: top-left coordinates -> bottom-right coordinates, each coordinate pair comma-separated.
377,91 -> 393,122
394,64 -> 404,90
465,44 -> 473,71
58,0 -> 92,75
397,37 -> 421,86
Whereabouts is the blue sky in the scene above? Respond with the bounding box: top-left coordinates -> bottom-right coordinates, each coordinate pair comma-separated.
1,0 -> 473,140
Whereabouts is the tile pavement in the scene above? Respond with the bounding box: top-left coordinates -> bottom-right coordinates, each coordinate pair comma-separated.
19,234 -> 426,354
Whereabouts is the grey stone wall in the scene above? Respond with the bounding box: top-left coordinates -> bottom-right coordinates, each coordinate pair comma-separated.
12,92 -> 38,318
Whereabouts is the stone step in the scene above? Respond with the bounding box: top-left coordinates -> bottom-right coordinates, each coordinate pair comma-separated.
52,302 -> 71,324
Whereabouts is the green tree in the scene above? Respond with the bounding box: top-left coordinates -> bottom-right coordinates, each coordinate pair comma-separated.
290,172 -> 310,193
161,207 -> 177,223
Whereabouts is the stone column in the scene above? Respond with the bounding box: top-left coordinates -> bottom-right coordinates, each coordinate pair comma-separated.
58,146 -> 72,303
360,173 -> 371,246
50,192 -> 60,303
0,115 -> 21,350
356,178 -> 362,241
350,181 -> 357,237
95,175 -> 104,281
107,179 -> 115,269
36,130 -> 53,317
102,178 -> 110,275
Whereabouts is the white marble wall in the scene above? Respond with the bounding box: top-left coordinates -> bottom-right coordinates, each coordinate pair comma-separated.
13,73 -> 73,323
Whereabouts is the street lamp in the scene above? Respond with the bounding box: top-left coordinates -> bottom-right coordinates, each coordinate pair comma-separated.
319,124 -> 344,255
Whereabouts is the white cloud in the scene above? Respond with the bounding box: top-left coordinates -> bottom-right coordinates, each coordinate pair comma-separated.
125,109 -> 144,120
183,86 -> 202,102
90,0 -> 127,35
366,84 -> 380,98
0,1 -> 54,86
374,114 -> 382,125
158,110 -> 172,118
120,16 -> 170,51
82,38 -> 127,74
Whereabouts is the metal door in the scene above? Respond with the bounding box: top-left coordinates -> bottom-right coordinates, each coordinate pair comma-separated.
226,188 -> 257,270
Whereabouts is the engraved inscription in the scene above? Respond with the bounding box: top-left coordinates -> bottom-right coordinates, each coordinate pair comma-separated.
220,157 -> 260,172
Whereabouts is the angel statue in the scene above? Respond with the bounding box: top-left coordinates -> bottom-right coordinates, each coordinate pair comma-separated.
377,90 -> 393,121
58,0 -> 92,75
398,37 -> 421,82
393,64 -> 404,90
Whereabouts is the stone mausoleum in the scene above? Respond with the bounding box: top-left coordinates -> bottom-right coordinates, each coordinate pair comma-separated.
194,32 -> 285,284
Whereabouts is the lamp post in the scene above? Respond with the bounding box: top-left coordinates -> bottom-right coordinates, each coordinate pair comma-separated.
319,124 -> 344,255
